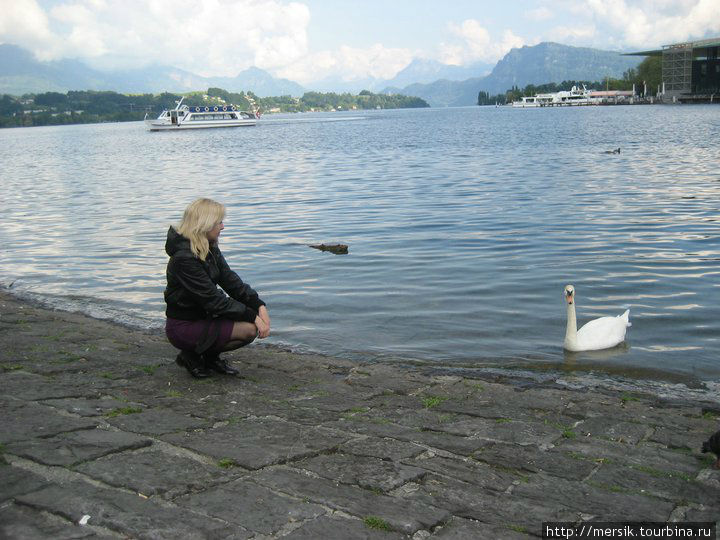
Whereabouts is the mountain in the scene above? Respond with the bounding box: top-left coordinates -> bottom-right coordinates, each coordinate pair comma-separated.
386,42 -> 643,107
0,44 -> 305,97
383,58 -> 493,88
1,41 -> 643,105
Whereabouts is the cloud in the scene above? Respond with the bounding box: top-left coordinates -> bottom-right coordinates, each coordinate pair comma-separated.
582,0 -> 720,47
0,0 -> 56,57
1,0 -> 312,76
276,43 -> 413,84
440,19 -> 525,65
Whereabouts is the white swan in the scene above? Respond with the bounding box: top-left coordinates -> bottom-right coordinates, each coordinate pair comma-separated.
564,285 -> 631,352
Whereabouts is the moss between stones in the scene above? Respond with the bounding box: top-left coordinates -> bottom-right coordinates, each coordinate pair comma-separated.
106,407 -> 142,418
364,516 -> 392,531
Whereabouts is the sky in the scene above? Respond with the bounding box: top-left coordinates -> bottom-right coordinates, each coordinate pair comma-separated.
1,0 -> 718,84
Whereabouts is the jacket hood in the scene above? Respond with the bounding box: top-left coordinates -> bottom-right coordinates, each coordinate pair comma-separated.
165,226 -> 191,257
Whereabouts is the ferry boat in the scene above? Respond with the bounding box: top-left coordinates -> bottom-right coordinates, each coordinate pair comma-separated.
144,97 -> 259,130
512,85 -> 600,108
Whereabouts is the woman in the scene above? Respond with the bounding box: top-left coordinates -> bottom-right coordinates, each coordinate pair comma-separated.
164,198 -> 270,378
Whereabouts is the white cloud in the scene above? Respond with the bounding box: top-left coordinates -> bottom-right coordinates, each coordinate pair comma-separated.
276,43 -> 413,84
440,19 -> 525,65
1,0 -> 312,76
0,0 -> 57,57
582,0 -> 720,47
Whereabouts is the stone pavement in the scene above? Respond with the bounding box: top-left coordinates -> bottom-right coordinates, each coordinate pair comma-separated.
1,290 -> 718,539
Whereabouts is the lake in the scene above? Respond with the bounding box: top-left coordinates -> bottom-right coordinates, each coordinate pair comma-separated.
1,105 -> 719,396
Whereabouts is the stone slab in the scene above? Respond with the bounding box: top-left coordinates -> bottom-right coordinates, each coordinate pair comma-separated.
0,464 -> 49,503
161,418 -> 348,470
105,407 -> 212,435
283,515 -> 407,539
296,453 -> 427,493
474,442 -> 597,481
430,516 -> 533,539
44,397 -> 139,417
255,467 -> 450,535
0,401 -> 98,444
0,503 -> 104,539
175,478 -> 326,534
15,482 -> 238,539
75,448 -> 233,498
6,428 -> 151,467
574,417 -> 652,444
403,454 -> 517,492
339,437 -> 425,461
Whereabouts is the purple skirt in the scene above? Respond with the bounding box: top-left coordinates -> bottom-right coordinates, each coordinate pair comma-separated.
165,317 -> 234,354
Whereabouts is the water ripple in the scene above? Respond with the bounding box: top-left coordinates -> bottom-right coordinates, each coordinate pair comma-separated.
1,106 -> 719,386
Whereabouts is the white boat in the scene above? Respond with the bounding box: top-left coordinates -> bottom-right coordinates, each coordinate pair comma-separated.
144,97 -> 258,130
512,85 -> 600,108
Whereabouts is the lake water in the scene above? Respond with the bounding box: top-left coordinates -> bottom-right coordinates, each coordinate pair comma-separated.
1,105 -> 719,395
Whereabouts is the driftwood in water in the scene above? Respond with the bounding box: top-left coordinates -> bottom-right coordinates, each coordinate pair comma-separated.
309,243 -> 349,255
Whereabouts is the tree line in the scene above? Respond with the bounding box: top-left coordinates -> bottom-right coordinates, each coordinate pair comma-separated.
478,56 -> 662,105
0,88 -> 429,128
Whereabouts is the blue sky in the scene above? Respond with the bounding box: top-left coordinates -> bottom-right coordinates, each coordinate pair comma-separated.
1,0 -> 718,84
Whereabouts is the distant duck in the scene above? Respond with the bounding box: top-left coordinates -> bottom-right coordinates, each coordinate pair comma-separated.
563,285 -> 631,352
603,148 -> 621,154
702,430 -> 720,469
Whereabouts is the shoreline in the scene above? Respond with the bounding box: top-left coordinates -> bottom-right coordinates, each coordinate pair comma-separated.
1,289 -> 719,538
4,286 -> 719,404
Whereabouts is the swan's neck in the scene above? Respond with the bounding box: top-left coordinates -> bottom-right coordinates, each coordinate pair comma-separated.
565,301 -> 578,347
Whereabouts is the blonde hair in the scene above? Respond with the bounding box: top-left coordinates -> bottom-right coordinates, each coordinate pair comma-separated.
176,198 -> 226,261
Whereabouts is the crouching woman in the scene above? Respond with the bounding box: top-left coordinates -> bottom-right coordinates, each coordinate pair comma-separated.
164,198 -> 270,378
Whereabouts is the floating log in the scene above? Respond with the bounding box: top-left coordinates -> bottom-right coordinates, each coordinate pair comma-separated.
309,243 -> 348,255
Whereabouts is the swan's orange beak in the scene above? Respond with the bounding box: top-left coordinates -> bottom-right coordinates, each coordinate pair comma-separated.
565,292 -> 574,304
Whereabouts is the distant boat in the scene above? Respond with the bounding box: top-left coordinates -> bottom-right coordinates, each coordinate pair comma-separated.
144,97 -> 259,130
512,85 -> 600,108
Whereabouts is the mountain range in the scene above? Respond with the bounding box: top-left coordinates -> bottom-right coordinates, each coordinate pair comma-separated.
0,42 -> 641,107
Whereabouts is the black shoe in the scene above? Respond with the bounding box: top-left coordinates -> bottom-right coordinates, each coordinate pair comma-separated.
175,351 -> 211,378
203,353 -> 240,376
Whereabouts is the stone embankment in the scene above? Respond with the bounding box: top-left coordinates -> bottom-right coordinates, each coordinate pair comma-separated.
0,291 -> 718,538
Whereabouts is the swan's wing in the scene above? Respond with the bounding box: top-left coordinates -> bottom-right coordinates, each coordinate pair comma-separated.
576,314 -> 629,351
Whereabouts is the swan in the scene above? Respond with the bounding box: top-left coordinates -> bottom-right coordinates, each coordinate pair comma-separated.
564,285 -> 631,352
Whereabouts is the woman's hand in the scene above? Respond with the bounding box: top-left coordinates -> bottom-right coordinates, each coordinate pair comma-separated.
255,314 -> 270,339
258,305 -> 271,327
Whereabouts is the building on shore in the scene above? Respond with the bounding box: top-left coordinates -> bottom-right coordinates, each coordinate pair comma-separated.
627,37 -> 720,103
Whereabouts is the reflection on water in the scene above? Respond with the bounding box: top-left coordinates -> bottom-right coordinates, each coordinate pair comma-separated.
1,105 -> 719,390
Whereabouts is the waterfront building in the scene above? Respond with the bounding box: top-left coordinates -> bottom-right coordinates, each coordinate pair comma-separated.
628,37 -> 720,102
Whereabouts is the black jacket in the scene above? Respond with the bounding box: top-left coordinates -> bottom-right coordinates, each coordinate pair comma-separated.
164,227 -> 265,322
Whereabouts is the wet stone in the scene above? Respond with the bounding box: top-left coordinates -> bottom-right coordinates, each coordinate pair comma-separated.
175,478 -> 325,534
404,454 -> 517,492
75,448 -> 233,498
574,417 -> 651,444
473,442 -> 596,480
589,462 -> 717,504
0,401 -> 98,444
296,453 -> 427,492
0,371 -> 112,401
512,475 -> 675,521
44,397 -> 139,417
431,516 -> 533,539
396,473 -> 576,530
255,467 -> 450,535
339,437 -> 425,461
105,407 -> 212,435
15,482 -> 237,539
433,417 -> 563,446
283,515 -> 407,539
6,428 -> 151,467
0,465 -> 49,503
161,418 -> 348,470
0,503 -> 103,539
